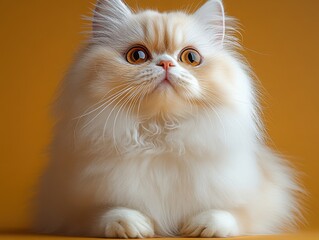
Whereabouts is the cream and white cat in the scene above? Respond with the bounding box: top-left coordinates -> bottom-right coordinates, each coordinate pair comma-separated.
34,0 -> 302,238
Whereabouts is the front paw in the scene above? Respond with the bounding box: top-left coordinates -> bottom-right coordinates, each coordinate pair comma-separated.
181,210 -> 239,237
101,208 -> 155,238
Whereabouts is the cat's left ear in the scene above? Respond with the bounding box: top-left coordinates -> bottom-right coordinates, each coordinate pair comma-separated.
92,0 -> 132,39
193,0 -> 226,44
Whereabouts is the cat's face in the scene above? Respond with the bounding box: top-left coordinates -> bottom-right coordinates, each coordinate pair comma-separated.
82,0 -> 241,119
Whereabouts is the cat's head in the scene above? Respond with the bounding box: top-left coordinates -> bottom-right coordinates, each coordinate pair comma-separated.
77,0 -> 252,120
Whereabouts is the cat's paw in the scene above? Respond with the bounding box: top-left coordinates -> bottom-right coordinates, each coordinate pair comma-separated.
101,208 -> 155,238
181,210 -> 239,238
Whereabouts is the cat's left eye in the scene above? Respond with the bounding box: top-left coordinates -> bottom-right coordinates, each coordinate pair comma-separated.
179,48 -> 202,66
126,46 -> 150,64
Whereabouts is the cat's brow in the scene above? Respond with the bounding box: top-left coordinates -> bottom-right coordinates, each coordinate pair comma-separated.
140,14 -> 182,54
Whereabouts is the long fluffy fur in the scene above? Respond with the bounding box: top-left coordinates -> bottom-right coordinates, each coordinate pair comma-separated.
34,0 -> 302,237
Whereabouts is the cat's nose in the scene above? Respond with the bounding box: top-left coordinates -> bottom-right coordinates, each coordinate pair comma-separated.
157,60 -> 175,70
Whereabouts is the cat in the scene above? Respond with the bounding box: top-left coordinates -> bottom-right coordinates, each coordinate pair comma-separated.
34,0 -> 302,238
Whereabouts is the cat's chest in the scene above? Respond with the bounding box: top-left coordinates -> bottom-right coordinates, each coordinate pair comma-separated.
104,151 -> 261,210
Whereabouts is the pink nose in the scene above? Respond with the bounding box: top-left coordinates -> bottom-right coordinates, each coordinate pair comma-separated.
157,60 -> 175,70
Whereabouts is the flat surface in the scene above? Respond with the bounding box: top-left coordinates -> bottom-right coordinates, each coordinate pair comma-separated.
0,232 -> 319,240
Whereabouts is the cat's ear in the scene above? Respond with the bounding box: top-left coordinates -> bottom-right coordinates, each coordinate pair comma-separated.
92,0 -> 132,39
194,0 -> 226,45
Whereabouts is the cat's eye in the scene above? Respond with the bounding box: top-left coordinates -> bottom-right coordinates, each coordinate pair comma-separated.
126,46 -> 150,64
179,48 -> 202,66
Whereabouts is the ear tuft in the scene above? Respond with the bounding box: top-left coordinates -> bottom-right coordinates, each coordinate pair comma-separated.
92,0 -> 132,39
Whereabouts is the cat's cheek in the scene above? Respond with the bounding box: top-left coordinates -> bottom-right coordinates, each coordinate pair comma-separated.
193,61 -> 242,109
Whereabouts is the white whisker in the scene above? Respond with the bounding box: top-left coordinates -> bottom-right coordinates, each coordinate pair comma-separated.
81,85 -> 135,131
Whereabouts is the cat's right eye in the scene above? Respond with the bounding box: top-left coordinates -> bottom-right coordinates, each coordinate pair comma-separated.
126,46 -> 150,64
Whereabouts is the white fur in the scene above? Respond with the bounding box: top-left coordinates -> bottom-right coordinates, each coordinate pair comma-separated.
101,208 -> 154,238
181,210 -> 239,237
34,0 -> 302,238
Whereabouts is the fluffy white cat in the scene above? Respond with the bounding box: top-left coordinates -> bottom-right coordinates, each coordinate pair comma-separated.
34,0 -> 302,238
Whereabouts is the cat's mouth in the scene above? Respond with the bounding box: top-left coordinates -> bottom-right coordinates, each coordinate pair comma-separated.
153,77 -> 177,93
161,78 -> 173,87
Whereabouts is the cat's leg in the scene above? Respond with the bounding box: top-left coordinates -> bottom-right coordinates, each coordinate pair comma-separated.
93,207 -> 155,238
180,210 -> 240,237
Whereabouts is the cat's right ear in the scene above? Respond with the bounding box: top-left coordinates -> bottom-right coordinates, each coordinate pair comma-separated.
92,0 -> 132,39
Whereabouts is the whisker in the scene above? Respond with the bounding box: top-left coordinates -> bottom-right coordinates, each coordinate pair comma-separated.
112,84 -> 146,153
81,85 -> 135,131
73,85 -> 133,142
73,82 -> 133,120
102,86 -> 137,147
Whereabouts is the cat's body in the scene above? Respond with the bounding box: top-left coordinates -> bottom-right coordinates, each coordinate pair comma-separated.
34,0 -> 301,238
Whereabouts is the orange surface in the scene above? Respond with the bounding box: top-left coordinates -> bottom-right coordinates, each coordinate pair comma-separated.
1,233 -> 319,240
0,0 -> 318,235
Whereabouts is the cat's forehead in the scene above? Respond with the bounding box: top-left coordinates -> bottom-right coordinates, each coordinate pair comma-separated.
132,11 -> 197,54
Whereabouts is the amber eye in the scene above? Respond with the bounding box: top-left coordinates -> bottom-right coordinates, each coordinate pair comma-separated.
126,46 -> 150,64
179,48 -> 202,66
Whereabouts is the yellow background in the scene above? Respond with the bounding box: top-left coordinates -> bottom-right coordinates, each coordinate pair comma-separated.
0,0 -> 318,233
